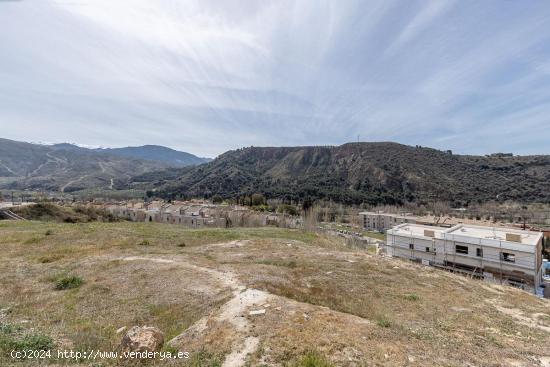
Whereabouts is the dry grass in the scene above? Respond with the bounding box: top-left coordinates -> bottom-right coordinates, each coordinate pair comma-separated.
0,220 -> 548,366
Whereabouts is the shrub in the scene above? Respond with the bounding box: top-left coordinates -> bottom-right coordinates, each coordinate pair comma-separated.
278,204 -> 298,216
251,193 -> 266,206
404,293 -> 420,301
0,332 -> 54,353
293,351 -> 334,367
138,240 -> 150,246
211,195 -> 223,204
0,324 -> 20,335
177,242 -> 186,247
38,254 -> 62,263
376,316 -> 391,328
55,276 -> 84,290
44,230 -> 53,236
11,334 -> 54,351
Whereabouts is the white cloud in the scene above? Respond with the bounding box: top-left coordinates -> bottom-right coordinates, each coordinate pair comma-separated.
1,0 -> 550,156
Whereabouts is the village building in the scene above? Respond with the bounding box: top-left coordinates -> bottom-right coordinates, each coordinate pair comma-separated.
104,200 -> 300,229
360,211 -> 419,232
386,223 -> 544,293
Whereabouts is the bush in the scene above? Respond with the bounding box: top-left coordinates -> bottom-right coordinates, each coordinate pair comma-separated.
38,254 -> 62,263
138,240 -> 150,246
251,193 -> 266,206
11,334 -> 54,351
376,316 -> 391,328
0,332 -> 54,353
177,242 -> 186,247
211,195 -> 223,204
55,276 -> 84,290
0,324 -> 21,335
404,293 -> 420,301
293,351 -> 334,367
44,230 -> 53,236
278,204 -> 298,216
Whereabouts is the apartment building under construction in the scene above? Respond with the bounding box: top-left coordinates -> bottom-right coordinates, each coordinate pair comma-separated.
386,223 -> 544,293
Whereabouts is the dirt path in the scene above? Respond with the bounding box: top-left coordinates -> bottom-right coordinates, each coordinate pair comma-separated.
119,251 -> 270,367
0,160 -> 16,175
60,174 -> 87,192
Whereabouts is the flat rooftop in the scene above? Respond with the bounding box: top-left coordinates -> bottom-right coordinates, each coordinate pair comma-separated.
445,224 -> 542,246
388,224 -> 447,238
359,211 -> 417,220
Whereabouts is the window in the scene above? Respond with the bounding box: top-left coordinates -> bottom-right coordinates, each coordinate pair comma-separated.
476,248 -> 483,257
455,245 -> 469,254
501,252 -> 515,263
409,243 -> 414,250
425,247 -> 430,252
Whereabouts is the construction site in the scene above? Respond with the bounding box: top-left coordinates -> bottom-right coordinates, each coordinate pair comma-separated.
386,223 -> 545,294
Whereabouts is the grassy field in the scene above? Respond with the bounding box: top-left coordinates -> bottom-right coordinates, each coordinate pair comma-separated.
0,221 -> 548,366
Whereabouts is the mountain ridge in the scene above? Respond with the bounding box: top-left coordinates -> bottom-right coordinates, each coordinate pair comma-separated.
0,138 -> 196,192
50,143 -> 211,167
129,142 -> 550,205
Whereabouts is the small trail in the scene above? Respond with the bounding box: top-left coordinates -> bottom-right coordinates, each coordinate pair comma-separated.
118,246 -> 373,367
60,174 -> 87,193
0,160 -> 16,175
45,152 -> 67,165
118,251 -> 271,367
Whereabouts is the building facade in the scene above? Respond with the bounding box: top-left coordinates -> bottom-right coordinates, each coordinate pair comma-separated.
359,211 -> 418,232
386,223 -> 544,293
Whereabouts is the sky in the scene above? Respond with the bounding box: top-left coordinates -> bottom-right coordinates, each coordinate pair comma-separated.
1,0 -> 550,158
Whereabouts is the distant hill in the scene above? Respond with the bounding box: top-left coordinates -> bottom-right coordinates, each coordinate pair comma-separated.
131,142 -> 550,205
51,143 -> 211,167
0,138 -> 171,192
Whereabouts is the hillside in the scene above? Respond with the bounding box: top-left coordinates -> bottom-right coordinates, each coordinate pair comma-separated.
0,221 -> 548,366
133,142 -> 550,205
0,138 -> 168,192
52,143 -> 211,167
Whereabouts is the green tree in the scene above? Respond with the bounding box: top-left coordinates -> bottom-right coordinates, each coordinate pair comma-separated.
251,193 -> 266,206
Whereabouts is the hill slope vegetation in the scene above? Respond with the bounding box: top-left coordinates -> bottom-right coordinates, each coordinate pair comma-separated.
52,143 -> 211,167
0,139 -> 167,192
132,142 -> 550,205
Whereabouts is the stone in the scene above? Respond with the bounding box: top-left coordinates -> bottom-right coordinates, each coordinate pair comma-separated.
249,309 -> 266,316
120,326 -> 164,353
450,307 -> 472,313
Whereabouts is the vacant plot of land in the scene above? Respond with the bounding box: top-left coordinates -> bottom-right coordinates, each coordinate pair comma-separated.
0,221 -> 548,366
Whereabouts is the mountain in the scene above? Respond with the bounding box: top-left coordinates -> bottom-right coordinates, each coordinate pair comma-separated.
131,142 -> 550,205
51,143 -> 211,167
0,138 -> 170,192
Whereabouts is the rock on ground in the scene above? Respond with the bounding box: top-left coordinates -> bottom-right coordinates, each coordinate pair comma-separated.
120,326 -> 164,353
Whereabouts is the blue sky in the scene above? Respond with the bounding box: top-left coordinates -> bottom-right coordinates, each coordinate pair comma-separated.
1,0 -> 550,157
